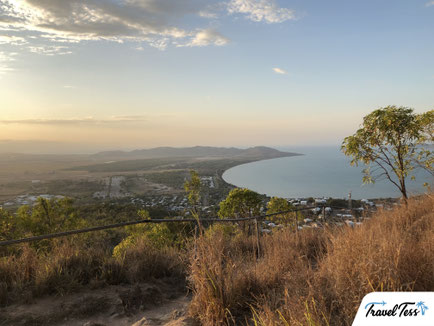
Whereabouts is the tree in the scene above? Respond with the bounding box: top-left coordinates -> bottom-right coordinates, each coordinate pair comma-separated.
16,197 -> 86,236
266,197 -> 295,225
218,188 -> 262,234
113,210 -> 193,258
0,208 -> 18,241
184,169 -> 203,237
184,170 -> 201,210
218,188 -> 262,219
342,106 -> 433,200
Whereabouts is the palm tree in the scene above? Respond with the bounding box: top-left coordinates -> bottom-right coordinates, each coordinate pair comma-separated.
416,301 -> 428,315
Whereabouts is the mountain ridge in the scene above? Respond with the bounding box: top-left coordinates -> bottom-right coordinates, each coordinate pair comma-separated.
91,146 -> 300,160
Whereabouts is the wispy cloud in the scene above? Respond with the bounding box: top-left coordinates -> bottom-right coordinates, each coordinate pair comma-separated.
0,0 -> 298,77
0,0 -> 295,53
0,51 -> 16,75
227,0 -> 295,23
426,1 -> 434,7
272,67 -> 287,75
0,116 -> 148,125
0,0 -> 229,52
198,10 -> 219,19
0,35 -> 27,45
28,45 -> 72,56
111,115 -> 148,121
183,29 -> 229,47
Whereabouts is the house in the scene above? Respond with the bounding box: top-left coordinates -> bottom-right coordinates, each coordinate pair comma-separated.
315,198 -> 327,205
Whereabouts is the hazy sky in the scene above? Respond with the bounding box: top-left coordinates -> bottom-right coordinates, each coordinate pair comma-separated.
0,0 -> 433,153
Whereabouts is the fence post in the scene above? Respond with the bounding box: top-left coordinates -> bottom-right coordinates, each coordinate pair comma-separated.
254,217 -> 261,258
295,210 -> 298,234
322,205 -> 326,223
194,220 -> 199,254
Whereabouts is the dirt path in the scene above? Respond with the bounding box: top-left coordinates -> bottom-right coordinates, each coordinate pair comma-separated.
1,282 -> 196,326
62,294 -> 194,326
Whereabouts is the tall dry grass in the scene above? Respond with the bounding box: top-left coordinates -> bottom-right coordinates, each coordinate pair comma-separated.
189,226 -> 328,325
188,195 -> 434,325
0,237 -> 186,306
1,195 -> 432,325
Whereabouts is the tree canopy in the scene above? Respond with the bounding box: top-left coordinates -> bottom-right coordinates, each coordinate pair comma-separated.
341,106 -> 433,200
266,197 -> 295,225
184,170 -> 201,208
218,188 -> 262,219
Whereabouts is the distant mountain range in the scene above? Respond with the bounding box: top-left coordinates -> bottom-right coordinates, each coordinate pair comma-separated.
66,146 -> 301,173
0,146 -> 302,177
91,146 -> 300,160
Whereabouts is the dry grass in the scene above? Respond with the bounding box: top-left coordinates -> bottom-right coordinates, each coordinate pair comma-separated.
188,195 -> 434,325
0,237 -> 186,306
1,195 -> 432,325
189,225 -> 328,325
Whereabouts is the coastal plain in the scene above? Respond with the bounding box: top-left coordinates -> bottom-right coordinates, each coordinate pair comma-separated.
0,146 -> 299,205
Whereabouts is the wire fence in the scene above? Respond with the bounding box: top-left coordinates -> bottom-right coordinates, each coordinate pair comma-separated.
0,202 -> 373,247
0,206 -> 322,247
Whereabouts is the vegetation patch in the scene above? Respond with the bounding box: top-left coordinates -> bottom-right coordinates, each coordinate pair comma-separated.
188,195 -> 434,325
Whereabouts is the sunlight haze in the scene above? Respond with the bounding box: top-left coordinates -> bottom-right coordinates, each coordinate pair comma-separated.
1,0 -> 433,153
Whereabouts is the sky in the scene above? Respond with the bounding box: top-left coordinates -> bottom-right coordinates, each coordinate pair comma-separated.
0,0 -> 433,154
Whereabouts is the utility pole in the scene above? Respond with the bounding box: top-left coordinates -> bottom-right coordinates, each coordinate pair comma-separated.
348,191 -> 352,211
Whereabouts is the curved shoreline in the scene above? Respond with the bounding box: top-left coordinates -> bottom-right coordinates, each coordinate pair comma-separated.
219,153 -> 415,200
220,154 -> 303,194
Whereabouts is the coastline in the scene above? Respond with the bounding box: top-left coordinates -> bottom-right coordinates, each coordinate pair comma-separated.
220,151 -> 419,200
216,151 -> 303,186
219,154 -> 303,197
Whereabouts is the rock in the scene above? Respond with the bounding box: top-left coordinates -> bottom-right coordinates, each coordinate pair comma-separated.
132,317 -> 151,326
82,322 -> 107,326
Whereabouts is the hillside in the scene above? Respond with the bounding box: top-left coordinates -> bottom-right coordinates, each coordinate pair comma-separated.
190,194 -> 434,325
1,195 -> 432,325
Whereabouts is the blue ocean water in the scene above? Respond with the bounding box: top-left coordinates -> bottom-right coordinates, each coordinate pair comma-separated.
222,146 -> 433,199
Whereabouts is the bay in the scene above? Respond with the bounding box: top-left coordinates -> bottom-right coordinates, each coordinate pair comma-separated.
222,146 -> 433,199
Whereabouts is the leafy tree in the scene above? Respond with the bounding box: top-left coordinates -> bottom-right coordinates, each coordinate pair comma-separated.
342,106 -> 433,200
0,208 -> 18,241
113,210 -> 193,258
184,170 -> 201,206
218,188 -> 262,219
16,197 -> 87,236
183,169 -> 203,237
218,188 -> 262,234
266,197 -> 295,225
184,170 -> 202,216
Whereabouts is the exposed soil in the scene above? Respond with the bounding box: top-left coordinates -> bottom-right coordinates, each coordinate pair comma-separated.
0,281 -> 196,326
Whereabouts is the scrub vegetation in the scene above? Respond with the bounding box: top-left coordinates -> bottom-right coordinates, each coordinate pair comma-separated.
1,193 -> 433,325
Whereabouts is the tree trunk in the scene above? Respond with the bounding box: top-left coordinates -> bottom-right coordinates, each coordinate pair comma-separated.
400,178 -> 408,203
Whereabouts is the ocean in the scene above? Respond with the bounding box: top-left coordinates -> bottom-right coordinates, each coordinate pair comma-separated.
222,146 -> 433,200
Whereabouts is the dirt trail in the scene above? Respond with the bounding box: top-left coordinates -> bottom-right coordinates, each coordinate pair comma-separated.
1,282 -> 196,326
